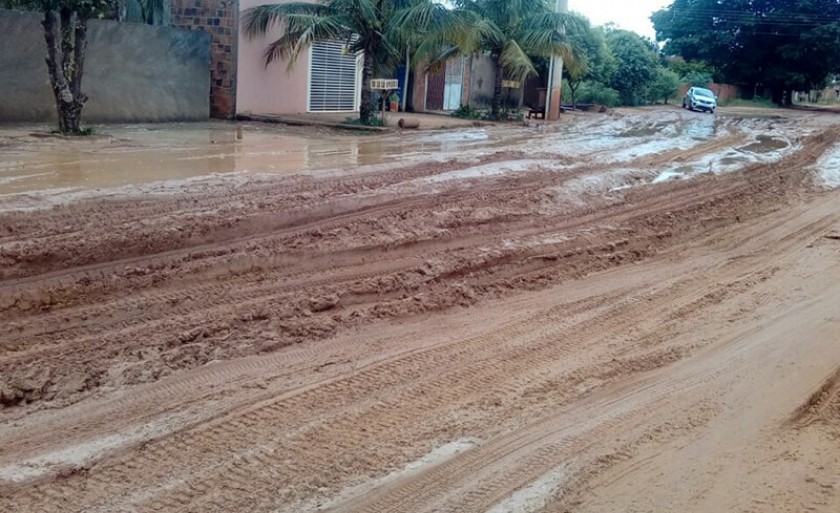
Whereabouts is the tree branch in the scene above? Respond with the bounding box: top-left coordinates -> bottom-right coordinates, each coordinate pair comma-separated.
71,17 -> 87,102
42,10 -> 70,100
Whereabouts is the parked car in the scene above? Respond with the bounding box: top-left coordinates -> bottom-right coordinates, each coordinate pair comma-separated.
682,87 -> 717,113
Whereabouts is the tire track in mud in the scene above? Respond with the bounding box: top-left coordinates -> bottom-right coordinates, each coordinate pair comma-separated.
0,290 -> 611,467
2,216 -> 813,512
1,126 -> 837,411
0,117 -> 756,284
0,122 -> 802,293
332,341 -> 735,513
2,117 -> 839,512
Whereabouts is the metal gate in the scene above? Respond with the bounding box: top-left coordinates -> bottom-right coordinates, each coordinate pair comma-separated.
308,40 -> 360,112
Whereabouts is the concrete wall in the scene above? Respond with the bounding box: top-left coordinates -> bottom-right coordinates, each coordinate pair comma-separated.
0,9 -> 211,123
171,0 -> 237,118
236,0 -> 310,115
467,55 -> 497,109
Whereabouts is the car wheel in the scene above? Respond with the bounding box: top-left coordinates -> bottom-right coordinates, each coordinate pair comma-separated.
687,101 -> 693,111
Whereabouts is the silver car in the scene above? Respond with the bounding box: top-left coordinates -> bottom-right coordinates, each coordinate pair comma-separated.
682,87 -> 717,113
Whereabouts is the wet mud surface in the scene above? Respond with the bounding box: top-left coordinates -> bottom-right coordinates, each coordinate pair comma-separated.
1,107 -> 839,512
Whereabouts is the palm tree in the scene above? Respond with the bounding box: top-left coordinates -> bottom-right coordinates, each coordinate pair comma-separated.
242,0 -> 427,125
425,0 -> 583,119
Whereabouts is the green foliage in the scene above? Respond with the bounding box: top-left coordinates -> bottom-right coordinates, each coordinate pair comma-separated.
562,14 -> 617,104
121,0 -> 166,25
682,70 -> 713,87
1,0 -> 114,17
343,114 -> 386,126
438,0 -> 583,81
574,80 -> 620,107
667,58 -> 715,81
720,97 -> 778,109
450,104 -> 482,119
605,29 -> 660,106
52,126 -> 94,135
413,0 -> 584,118
493,105 -> 522,121
652,0 -> 840,104
647,67 -> 681,104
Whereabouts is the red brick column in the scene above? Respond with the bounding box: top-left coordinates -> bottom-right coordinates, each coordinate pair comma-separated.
171,0 -> 238,118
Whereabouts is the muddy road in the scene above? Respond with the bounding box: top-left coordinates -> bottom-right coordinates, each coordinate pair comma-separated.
1,107 -> 839,512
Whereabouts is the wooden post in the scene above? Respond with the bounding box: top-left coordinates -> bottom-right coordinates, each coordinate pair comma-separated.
381,89 -> 388,126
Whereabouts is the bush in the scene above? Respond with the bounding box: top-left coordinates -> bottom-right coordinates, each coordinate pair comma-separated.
576,81 -> 621,107
343,115 -> 386,127
647,68 -> 682,104
450,105 -> 483,119
682,71 -> 713,87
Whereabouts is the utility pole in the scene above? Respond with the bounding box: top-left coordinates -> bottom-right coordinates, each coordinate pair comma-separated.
546,0 -> 568,121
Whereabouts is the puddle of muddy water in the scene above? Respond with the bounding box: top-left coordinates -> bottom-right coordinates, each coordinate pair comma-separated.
737,135 -> 790,154
813,144 -> 840,188
616,123 -> 669,138
0,113 -> 813,204
0,123 -> 537,196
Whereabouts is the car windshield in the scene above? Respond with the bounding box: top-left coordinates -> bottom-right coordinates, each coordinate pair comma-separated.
694,88 -> 715,98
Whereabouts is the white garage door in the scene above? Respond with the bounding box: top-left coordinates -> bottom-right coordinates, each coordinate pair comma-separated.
308,40 -> 361,112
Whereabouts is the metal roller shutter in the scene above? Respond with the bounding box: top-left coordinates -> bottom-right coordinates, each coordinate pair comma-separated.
308,40 -> 360,112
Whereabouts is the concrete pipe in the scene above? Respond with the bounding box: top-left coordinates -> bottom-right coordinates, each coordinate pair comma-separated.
398,118 -> 420,129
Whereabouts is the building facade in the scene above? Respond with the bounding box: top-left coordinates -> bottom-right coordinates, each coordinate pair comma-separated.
236,0 -> 363,116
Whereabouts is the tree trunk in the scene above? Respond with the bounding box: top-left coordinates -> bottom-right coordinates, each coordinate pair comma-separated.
359,49 -> 375,125
569,82 -> 578,109
42,10 -> 88,135
770,86 -> 791,107
491,54 -> 504,120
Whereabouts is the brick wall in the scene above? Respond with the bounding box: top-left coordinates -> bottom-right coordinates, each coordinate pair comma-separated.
679,82 -> 741,102
171,0 -> 238,118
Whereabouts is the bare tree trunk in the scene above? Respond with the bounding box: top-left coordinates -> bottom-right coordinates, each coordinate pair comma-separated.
42,10 -> 88,135
569,81 -> 578,109
491,54 -> 503,120
359,50 -> 375,125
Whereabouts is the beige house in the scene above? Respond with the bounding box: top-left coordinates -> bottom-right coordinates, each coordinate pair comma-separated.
236,0 -> 364,115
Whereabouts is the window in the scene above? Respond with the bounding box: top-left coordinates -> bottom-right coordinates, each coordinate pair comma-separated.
308,40 -> 360,112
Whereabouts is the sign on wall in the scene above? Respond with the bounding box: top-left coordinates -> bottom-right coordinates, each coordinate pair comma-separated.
370,79 -> 399,90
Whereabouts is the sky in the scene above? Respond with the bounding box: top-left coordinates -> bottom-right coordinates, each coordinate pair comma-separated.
569,0 -> 671,40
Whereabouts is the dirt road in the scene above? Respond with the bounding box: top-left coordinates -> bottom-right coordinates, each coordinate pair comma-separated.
1,107 -> 839,512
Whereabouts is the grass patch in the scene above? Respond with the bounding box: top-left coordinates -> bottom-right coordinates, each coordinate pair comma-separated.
450,105 -> 483,119
51,127 -> 95,136
343,116 -> 386,127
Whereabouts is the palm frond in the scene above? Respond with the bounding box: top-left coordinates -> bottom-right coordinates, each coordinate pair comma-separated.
137,0 -> 165,25
263,16 -> 349,67
345,0 -> 379,30
413,43 -> 462,70
517,12 -> 580,66
500,39 -> 538,81
241,2 -> 332,38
